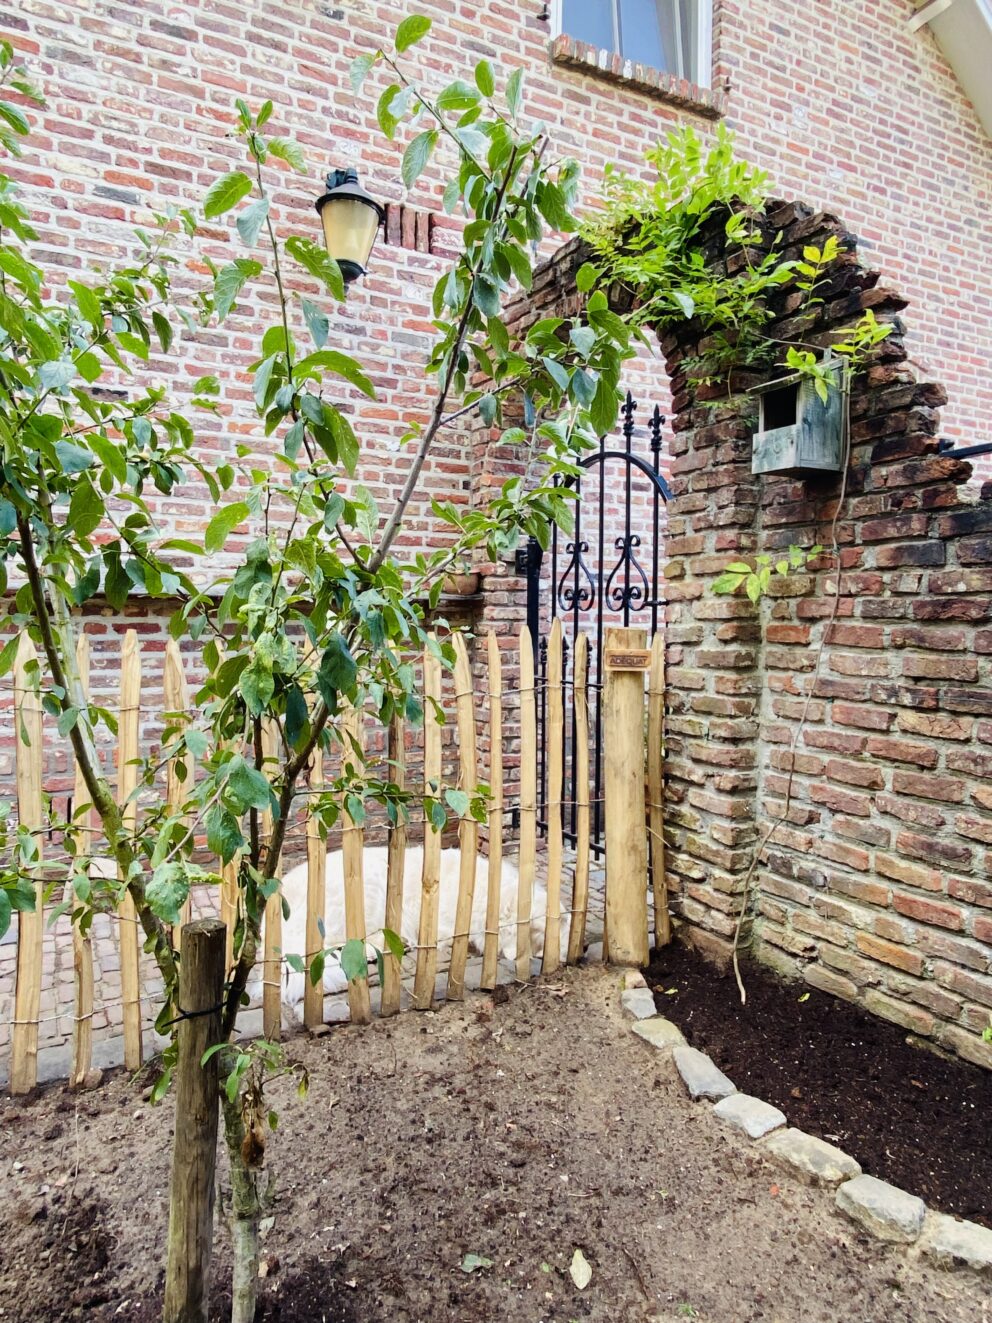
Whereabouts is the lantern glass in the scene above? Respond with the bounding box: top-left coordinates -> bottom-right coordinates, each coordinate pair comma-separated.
319,196 -> 380,281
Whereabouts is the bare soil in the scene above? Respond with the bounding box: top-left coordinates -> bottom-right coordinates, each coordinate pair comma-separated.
645,943 -> 992,1228
0,965 -> 987,1323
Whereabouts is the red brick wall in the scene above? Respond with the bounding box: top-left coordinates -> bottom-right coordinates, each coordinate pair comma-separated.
1,0 -> 988,567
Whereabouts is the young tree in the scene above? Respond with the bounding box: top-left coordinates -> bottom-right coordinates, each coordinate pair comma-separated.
0,19 -> 634,1321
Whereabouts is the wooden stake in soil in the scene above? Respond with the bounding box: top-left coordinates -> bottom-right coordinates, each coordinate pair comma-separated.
163,639 -> 192,948
647,631 -> 670,948
381,711 -> 407,1017
481,631 -> 503,990
543,618 -> 563,974
603,626 -> 649,967
11,634 -> 44,1095
567,632 -> 591,965
342,703 -> 372,1025
413,642 -> 442,1010
163,918 -> 225,1323
303,732 -> 326,1032
447,632 -> 479,1000
118,629 -> 144,1071
516,626 -> 537,982
261,719 -> 282,1040
69,635 -> 95,1090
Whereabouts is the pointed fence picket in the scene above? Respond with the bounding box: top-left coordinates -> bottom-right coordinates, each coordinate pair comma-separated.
3,621 -> 665,1088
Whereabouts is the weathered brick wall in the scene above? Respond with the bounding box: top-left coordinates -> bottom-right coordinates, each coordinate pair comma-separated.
654,203 -> 992,1070
503,205 -> 992,1068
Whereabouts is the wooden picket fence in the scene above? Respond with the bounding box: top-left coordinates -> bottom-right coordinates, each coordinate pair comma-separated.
4,621 -> 666,1094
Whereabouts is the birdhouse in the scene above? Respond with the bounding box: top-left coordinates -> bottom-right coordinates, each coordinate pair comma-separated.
750,353 -> 844,476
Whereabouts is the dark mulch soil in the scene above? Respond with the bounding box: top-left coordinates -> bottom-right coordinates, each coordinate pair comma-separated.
645,941 -> 992,1228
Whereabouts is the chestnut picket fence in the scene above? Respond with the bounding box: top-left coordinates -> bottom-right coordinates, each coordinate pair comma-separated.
3,620 -> 666,1094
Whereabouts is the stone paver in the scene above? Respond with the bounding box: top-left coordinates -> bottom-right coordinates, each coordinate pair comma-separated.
632,1016 -> 686,1050
672,1045 -> 736,1100
713,1092 -> 786,1139
836,1174 -> 926,1243
763,1128 -> 862,1186
620,986 -> 657,1019
921,1212 -> 992,1275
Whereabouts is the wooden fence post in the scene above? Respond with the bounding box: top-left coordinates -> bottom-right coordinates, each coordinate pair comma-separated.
603,626 -> 649,967
481,632 -> 502,990
303,734 -> 326,1032
647,632 -> 670,947
69,634 -> 95,1090
543,619 -> 563,974
261,719 -> 282,1040
118,629 -> 144,1071
163,918 -> 225,1323
342,704 -> 372,1025
413,642 -> 442,1010
567,632 -> 590,964
447,632 -> 478,1001
164,639 -> 192,949
516,626 -> 537,982
381,712 -> 406,1017
11,634 -> 44,1095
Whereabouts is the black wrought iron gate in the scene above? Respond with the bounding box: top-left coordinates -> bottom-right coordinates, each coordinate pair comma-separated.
520,394 -> 672,855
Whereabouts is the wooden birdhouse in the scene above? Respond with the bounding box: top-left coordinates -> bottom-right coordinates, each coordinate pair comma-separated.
750,352 -> 844,476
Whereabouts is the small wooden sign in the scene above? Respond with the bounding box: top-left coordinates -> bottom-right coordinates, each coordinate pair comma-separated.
604,647 -> 651,672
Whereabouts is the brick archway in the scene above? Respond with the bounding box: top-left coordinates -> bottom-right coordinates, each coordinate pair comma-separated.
474,202 -> 992,1068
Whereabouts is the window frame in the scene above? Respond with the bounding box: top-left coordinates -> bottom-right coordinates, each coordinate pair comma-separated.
550,0 -> 714,88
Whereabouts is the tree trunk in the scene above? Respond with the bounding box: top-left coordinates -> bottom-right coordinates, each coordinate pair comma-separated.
221,1089 -> 265,1323
163,919 -> 226,1323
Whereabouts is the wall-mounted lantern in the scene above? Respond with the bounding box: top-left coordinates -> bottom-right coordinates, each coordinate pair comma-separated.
315,167 -> 386,284
750,352 -> 844,476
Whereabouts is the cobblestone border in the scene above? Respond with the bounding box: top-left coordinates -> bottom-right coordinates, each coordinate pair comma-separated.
620,971 -> 992,1276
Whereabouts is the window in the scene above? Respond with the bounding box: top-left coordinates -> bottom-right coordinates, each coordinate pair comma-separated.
554,0 -> 712,86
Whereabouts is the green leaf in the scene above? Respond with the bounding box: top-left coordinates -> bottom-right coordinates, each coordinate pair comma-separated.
350,51 -> 378,93
505,67 -> 523,116
267,137 -> 306,172
376,83 -> 403,140
340,937 -> 369,983
576,262 -> 598,293
205,804 -> 245,864
226,757 -> 273,812
236,196 -> 270,247
54,440 -> 93,474
444,788 -> 470,817
401,129 -> 438,189
0,890 -> 11,941
147,862 -> 191,926
590,375 -> 617,437
395,14 -> 431,51
672,290 -> 695,319
0,498 -> 16,535
711,571 -> 746,595
67,479 -> 103,539
204,501 -> 250,553
239,658 -> 275,717
68,280 -> 103,331
318,632 -> 357,697
285,235 -> 345,301
461,1254 -> 493,1274
436,80 -> 479,112
296,349 -> 375,399
475,59 -> 495,97
214,258 -> 262,321
300,295 -> 329,348
152,310 -> 174,353
203,169 -> 253,219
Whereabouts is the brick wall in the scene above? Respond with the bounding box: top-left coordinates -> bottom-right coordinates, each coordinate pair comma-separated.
654,202 -> 991,1070
0,0 -> 988,572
